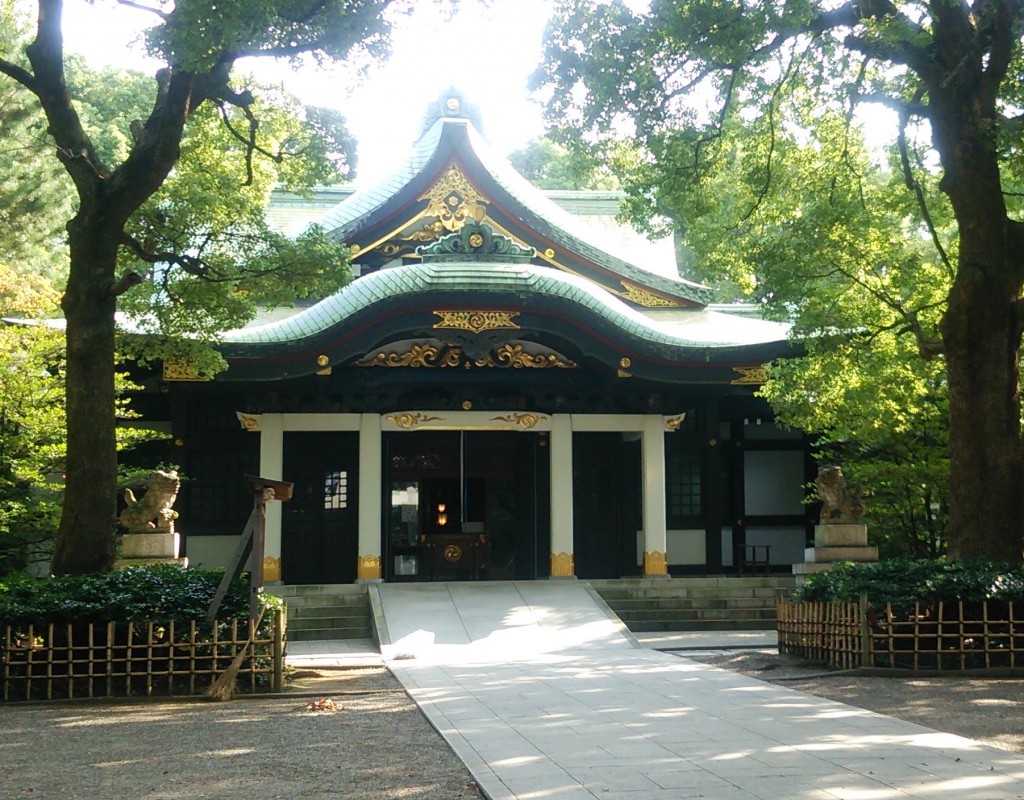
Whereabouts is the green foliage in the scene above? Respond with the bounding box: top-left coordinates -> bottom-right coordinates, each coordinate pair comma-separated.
508,135 -> 619,190
794,559 -> 1024,608
0,564 -> 283,628
0,265 -> 166,575
537,2 -> 960,556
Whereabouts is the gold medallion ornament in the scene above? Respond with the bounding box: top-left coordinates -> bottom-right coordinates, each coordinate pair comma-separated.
235,411 -> 261,431
386,412 -> 444,430
731,366 -> 769,385
664,413 -> 686,431
443,545 -> 463,563
433,310 -> 520,334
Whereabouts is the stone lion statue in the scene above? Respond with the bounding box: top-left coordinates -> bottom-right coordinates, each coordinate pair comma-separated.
816,465 -> 865,523
119,470 -> 180,532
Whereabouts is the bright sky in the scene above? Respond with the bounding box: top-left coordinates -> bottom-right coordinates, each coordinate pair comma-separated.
59,0 -> 554,184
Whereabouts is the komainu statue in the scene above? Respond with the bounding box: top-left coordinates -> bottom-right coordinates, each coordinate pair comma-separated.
119,470 -> 181,533
816,465 -> 865,523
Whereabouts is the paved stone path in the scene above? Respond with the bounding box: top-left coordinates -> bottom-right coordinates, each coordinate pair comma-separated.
373,582 -> 1024,800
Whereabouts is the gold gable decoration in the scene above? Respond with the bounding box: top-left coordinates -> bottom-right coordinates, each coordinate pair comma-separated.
162,360 -> 211,382
419,163 -> 489,233
433,310 -> 520,334
731,366 -> 769,385
620,281 -> 682,308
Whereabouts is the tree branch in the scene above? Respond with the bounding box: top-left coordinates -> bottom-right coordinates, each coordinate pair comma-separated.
0,57 -> 39,92
896,92 -> 954,278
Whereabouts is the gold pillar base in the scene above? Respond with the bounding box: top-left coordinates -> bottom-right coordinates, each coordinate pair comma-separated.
550,551 -> 575,577
263,556 -> 282,583
643,551 -> 669,576
357,554 -> 382,581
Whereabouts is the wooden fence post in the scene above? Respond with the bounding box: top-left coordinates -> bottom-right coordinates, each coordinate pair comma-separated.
858,593 -> 870,669
272,609 -> 285,692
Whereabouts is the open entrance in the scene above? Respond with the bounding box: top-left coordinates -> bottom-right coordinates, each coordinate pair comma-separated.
384,430 -> 549,581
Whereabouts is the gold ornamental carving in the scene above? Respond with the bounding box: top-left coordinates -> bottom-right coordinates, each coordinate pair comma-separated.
236,411 -> 261,432
620,282 -> 682,308
550,552 -> 575,577
487,344 -> 576,369
357,342 -> 576,370
664,413 -> 686,432
490,413 -> 548,430
731,366 -> 769,385
357,555 -> 382,581
419,163 -> 489,232
356,344 -> 460,369
443,545 -> 463,563
433,310 -> 520,334
643,551 -> 669,576
163,359 -> 210,382
263,556 -> 282,583
386,412 -> 444,430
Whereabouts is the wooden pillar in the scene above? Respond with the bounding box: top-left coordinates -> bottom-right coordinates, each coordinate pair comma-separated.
357,413 -> 383,581
642,415 -> 668,576
549,414 -> 574,577
259,413 -> 283,582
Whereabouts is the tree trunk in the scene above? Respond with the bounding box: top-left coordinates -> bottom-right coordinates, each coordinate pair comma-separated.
49,220 -> 119,575
942,268 -> 1024,562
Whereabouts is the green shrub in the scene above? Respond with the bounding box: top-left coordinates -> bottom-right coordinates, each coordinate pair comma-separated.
793,558 -> 1024,608
0,564 -> 283,629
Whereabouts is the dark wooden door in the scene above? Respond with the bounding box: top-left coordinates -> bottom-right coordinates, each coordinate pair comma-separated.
282,432 -> 359,584
573,433 -> 641,579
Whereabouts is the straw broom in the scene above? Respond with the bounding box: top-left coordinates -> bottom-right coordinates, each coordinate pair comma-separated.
206,609 -> 266,701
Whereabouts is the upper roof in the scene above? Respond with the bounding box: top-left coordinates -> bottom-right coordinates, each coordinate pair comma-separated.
313,94 -> 711,309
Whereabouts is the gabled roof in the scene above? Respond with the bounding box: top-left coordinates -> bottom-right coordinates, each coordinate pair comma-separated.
314,95 -> 711,309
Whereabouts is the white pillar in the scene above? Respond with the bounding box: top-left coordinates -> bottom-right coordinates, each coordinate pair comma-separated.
357,413 -> 383,581
641,415 -> 669,576
259,413 -> 284,582
549,414 -> 574,577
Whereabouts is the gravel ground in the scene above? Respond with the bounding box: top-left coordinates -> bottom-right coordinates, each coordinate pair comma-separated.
5,654 -> 1024,800
0,668 -> 482,800
682,649 -> 1024,754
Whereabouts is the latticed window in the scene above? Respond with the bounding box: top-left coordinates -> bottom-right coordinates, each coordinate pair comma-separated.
324,471 -> 348,510
666,450 -> 702,526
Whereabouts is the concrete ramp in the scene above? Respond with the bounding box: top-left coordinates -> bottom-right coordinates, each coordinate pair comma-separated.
371,581 -> 640,664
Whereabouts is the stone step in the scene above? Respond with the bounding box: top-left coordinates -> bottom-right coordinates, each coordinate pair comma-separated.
626,619 -> 778,633
287,625 -> 373,642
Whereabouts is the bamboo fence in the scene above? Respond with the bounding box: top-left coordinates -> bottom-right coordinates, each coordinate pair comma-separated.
777,597 -> 1024,671
1,610 -> 286,701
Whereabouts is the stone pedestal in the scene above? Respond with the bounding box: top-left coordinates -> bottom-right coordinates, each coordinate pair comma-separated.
115,528 -> 188,569
792,523 -> 877,583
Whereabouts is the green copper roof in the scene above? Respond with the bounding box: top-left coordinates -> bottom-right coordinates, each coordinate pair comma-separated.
223,261 -> 787,351
314,115 -> 712,307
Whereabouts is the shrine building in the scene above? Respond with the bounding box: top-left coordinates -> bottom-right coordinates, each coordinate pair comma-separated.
155,93 -> 812,585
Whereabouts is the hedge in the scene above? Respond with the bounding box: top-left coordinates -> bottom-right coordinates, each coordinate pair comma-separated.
0,564 -> 283,629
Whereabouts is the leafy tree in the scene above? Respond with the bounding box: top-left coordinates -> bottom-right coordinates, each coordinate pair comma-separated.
0,0 -> 399,575
0,265 -> 65,574
508,135 -> 619,190
537,0 -> 1024,561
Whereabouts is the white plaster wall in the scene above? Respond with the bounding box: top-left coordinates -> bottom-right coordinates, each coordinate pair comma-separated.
184,535 -> 240,572
746,526 -> 806,565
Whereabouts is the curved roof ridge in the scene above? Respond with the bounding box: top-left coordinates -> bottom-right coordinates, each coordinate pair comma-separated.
463,124 -> 707,295
315,117 -> 447,235
222,262 -> 786,350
